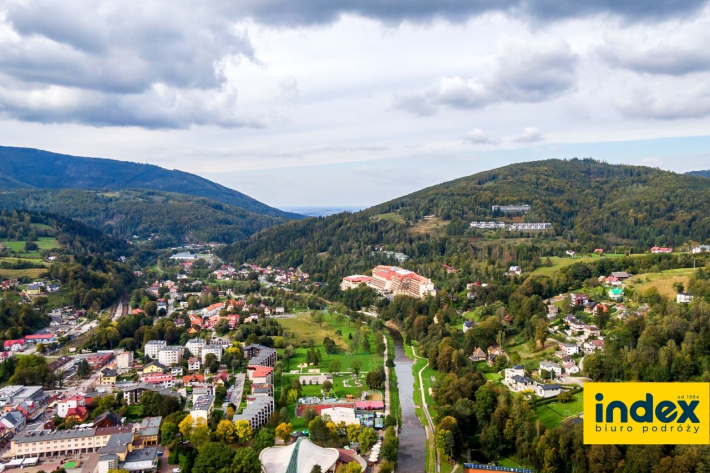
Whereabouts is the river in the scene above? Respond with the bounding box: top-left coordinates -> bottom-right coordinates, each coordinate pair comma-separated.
387,327 -> 427,473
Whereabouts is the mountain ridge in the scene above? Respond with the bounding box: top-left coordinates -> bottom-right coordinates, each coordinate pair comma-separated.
0,145 -> 301,220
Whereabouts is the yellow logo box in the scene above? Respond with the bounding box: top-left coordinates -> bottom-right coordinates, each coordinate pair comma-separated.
584,382 -> 710,445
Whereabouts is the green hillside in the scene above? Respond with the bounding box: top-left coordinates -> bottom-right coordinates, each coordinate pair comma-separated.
0,188 -> 291,245
219,158 -> 710,292
0,145 -> 300,220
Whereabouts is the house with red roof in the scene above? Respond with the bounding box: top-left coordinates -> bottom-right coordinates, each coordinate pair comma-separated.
3,339 -> 25,352
651,247 -> 673,254
247,365 -> 273,384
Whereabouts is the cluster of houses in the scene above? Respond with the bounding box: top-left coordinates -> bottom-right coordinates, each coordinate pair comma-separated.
5,406 -> 165,473
212,263 -> 310,286
503,366 -> 562,398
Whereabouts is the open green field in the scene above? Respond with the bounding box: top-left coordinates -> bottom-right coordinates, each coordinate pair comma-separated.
498,458 -> 524,468
532,253 -> 627,276
371,212 -> 405,223
535,392 -> 584,428
278,312 -> 382,373
485,372 -> 502,382
628,268 -> 696,298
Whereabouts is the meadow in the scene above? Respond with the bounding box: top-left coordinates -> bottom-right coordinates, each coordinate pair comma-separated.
627,267 -> 696,298
534,392 -> 584,429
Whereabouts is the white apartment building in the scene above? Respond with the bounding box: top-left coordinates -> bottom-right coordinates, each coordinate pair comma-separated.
201,345 -> 223,364
158,346 -> 184,366
233,396 -> 274,430
144,340 -> 166,359
9,426 -> 133,459
185,338 -> 207,358
116,351 -> 134,372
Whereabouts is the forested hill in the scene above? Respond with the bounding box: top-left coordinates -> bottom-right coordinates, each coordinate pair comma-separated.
0,146 -> 300,220
219,159 -> 710,288
0,189 -> 290,245
688,170 -> 710,178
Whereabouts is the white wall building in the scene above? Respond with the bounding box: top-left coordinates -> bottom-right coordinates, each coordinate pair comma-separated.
144,340 -> 166,359
158,346 -> 184,366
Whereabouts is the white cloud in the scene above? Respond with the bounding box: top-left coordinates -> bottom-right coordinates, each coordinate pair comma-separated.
511,127 -> 545,143
464,128 -> 500,145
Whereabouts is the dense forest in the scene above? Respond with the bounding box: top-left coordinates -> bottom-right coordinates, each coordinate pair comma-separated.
0,189 -> 291,244
0,145 -> 300,219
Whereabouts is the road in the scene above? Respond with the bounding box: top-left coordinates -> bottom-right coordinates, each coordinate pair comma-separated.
382,334 -> 390,417
230,373 -> 246,406
413,347 -> 440,473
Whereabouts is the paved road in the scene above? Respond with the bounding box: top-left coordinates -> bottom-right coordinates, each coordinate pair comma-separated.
383,334 -> 390,417
413,346 -> 440,473
230,373 -> 246,406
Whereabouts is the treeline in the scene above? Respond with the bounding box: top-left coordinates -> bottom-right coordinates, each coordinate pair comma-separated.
0,189 -> 290,244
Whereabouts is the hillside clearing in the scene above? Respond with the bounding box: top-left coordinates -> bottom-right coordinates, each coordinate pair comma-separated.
628,268 -> 696,298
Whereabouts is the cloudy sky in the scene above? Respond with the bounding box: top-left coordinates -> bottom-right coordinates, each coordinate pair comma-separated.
2,1 -> 710,208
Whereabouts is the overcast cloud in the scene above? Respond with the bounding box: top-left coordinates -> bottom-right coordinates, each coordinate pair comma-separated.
1,0 -> 710,205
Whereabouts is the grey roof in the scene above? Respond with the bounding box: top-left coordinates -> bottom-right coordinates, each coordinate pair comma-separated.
233,396 -> 274,423
15,428 -> 96,443
139,417 -> 162,437
539,384 -> 561,391
125,447 -> 158,463
98,433 -> 135,454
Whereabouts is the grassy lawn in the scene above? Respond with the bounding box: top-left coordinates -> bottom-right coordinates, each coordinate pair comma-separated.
532,253 -> 628,276
0,236 -> 60,256
498,457 -> 524,468
278,313 -> 382,374
371,212 -> 405,223
628,268 -> 696,298
126,404 -> 144,419
484,372 -> 502,382
535,392 -> 584,429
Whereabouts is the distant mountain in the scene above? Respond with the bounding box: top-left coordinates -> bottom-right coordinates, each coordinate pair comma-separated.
220,158 -> 710,291
687,170 -> 710,178
0,146 -> 301,220
280,206 -> 366,217
0,188 -> 289,245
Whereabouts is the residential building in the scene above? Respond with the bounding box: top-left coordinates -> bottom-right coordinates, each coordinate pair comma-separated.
3,339 -> 26,352
138,417 -> 162,446
608,288 -> 624,302
119,383 -> 181,405
188,357 -> 201,372
462,320 -> 475,333
201,345 -> 223,364
539,361 -> 562,378
564,362 -> 580,375
651,247 -> 673,254
570,293 -> 589,307
508,266 -> 522,276
249,366 -> 274,385
116,351 -> 134,372
692,245 -> 710,254
584,339 -> 605,354
557,343 -> 580,356
158,346 -> 184,366
141,362 -> 167,375
0,386 -> 45,407
677,293 -> 694,304
144,340 -> 166,359
58,395 -> 88,418
547,305 -> 559,319
535,384 -> 562,398
142,374 -> 176,388
99,368 -> 117,385
244,344 -> 277,367
0,411 -> 26,432
185,338 -> 207,358
24,333 -> 57,345
469,347 -> 486,362
233,396 -> 274,430
8,425 -> 133,459
191,394 -> 214,423
610,272 -> 630,280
